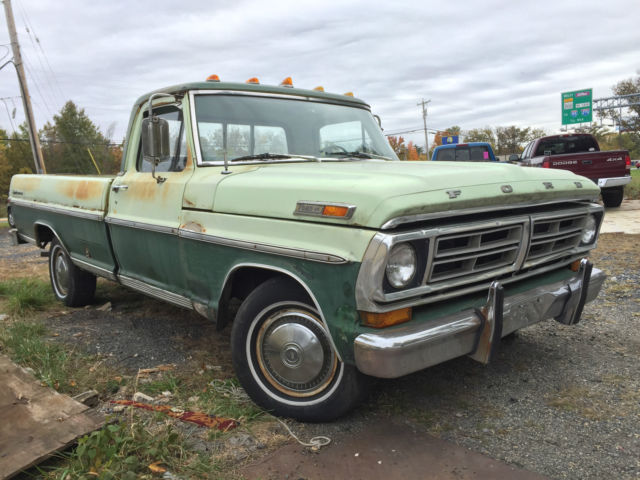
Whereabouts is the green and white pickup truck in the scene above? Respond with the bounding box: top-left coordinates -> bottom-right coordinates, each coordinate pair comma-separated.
8,78 -> 606,421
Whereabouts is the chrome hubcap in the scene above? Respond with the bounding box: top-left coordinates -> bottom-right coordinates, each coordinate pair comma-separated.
54,250 -> 69,295
256,309 -> 337,397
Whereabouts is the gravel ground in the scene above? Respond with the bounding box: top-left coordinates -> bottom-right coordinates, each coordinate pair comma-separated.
1,228 -> 638,479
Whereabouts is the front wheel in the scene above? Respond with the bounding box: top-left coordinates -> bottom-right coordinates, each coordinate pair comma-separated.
231,277 -> 368,422
49,239 -> 96,307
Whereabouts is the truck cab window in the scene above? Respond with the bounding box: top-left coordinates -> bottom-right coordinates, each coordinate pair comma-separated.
320,121 -> 372,153
138,106 -> 187,173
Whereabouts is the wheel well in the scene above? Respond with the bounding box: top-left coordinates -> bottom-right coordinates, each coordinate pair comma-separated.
35,223 -> 56,248
217,267 -> 312,330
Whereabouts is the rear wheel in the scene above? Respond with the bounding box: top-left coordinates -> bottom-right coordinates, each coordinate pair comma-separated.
231,277 -> 368,421
49,239 -> 96,307
602,186 -> 624,208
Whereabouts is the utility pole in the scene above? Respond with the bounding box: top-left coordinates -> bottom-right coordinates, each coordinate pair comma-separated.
418,98 -> 431,160
3,0 -> 46,173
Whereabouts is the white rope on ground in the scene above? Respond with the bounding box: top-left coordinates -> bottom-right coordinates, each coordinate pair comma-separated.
276,418 -> 331,451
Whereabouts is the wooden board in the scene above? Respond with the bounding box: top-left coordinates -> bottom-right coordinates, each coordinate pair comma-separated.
0,355 -> 104,479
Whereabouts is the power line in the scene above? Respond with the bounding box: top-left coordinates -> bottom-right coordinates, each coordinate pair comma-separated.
0,136 -> 123,147
17,1 -> 65,104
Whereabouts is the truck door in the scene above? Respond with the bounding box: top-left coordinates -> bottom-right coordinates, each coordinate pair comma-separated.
106,103 -> 195,305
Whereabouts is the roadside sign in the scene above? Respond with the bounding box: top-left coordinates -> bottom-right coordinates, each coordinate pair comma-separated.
561,88 -> 592,125
442,135 -> 459,145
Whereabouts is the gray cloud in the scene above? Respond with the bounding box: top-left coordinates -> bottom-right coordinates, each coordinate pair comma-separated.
1,0 -> 638,149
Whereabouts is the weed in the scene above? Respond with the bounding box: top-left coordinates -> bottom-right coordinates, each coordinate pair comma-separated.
0,321 -> 69,389
624,169 -> 640,200
0,277 -> 55,316
143,374 -> 182,396
55,420 -> 219,479
198,378 -> 264,422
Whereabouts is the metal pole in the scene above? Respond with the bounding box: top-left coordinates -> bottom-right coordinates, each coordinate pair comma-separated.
418,98 -> 431,160
3,0 -> 46,174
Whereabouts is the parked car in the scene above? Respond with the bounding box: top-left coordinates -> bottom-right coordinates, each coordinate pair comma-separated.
8,78 -> 606,421
511,133 -> 631,207
432,142 -> 497,162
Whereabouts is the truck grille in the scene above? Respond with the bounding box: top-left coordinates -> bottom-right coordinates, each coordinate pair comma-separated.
525,213 -> 587,264
414,209 -> 596,292
429,225 -> 522,282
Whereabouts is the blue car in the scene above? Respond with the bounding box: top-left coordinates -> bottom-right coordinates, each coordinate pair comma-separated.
432,142 -> 497,162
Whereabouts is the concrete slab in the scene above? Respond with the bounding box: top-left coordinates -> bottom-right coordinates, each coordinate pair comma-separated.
0,355 -> 103,480
241,419 -> 548,480
601,199 -> 640,234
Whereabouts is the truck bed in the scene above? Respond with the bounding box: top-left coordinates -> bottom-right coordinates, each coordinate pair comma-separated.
9,174 -> 117,277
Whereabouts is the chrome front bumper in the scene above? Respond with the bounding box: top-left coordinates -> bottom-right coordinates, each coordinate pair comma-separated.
354,260 -> 605,378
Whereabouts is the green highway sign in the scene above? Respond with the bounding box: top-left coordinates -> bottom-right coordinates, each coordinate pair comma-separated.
561,88 -> 592,125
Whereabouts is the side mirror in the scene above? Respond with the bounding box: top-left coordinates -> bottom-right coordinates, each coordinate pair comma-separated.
142,116 -> 170,183
373,114 -> 383,130
508,154 -> 520,162
142,116 -> 170,159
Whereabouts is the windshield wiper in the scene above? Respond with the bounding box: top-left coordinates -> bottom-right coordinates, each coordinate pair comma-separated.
231,153 -> 292,162
329,151 -> 392,160
231,153 -> 321,162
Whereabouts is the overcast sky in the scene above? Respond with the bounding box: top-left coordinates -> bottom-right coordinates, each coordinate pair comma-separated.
1,0 -> 639,149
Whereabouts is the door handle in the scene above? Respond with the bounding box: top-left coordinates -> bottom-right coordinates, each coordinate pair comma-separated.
112,185 -> 129,192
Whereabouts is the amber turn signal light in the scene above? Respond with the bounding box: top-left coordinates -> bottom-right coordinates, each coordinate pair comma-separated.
570,259 -> 584,272
322,205 -> 349,217
360,308 -> 412,328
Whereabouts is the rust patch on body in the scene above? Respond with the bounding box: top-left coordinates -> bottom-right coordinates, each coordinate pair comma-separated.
183,197 -> 195,207
181,221 -> 205,233
13,176 -> 42,193
58,179 -> 104,201
185,143 -> 193,169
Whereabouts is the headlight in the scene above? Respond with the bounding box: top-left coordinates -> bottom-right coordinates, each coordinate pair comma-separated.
581,215 -> 597,244
386,243 -> 417,289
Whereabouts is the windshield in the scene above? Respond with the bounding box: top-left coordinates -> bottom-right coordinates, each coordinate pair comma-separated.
193,94 -> 398,163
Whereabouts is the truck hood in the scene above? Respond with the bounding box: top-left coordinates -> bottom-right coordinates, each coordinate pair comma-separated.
212,160 -> 599,229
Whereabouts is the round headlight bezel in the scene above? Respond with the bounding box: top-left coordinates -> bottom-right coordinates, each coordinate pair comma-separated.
385,243 -> 418,289
581,214 -> 597,244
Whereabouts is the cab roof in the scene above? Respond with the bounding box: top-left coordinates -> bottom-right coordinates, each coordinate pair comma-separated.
134,80 -> 370,109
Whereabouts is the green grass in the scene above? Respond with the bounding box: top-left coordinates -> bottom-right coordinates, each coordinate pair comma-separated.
624,168 -> 640,199
0,321 -> 71,390
51,421 -> 221,480
0,278 -> 55,316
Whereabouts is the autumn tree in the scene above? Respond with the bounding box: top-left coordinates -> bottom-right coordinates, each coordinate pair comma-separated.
406,141 -> 419,160
387,135 -> 407,158
40,101 -> 121,174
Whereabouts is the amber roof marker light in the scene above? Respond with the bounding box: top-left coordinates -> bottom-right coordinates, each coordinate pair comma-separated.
280,77 -> 294,87
206,74 -> 220,82
246,77 -> 260,84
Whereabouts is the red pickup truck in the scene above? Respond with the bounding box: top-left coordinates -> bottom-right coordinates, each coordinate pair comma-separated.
514,134 -> 631,207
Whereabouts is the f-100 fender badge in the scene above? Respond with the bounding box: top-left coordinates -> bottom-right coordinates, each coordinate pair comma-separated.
446,189 -> 461,199
501,185 -> 513,193
543,182 -> 554,189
